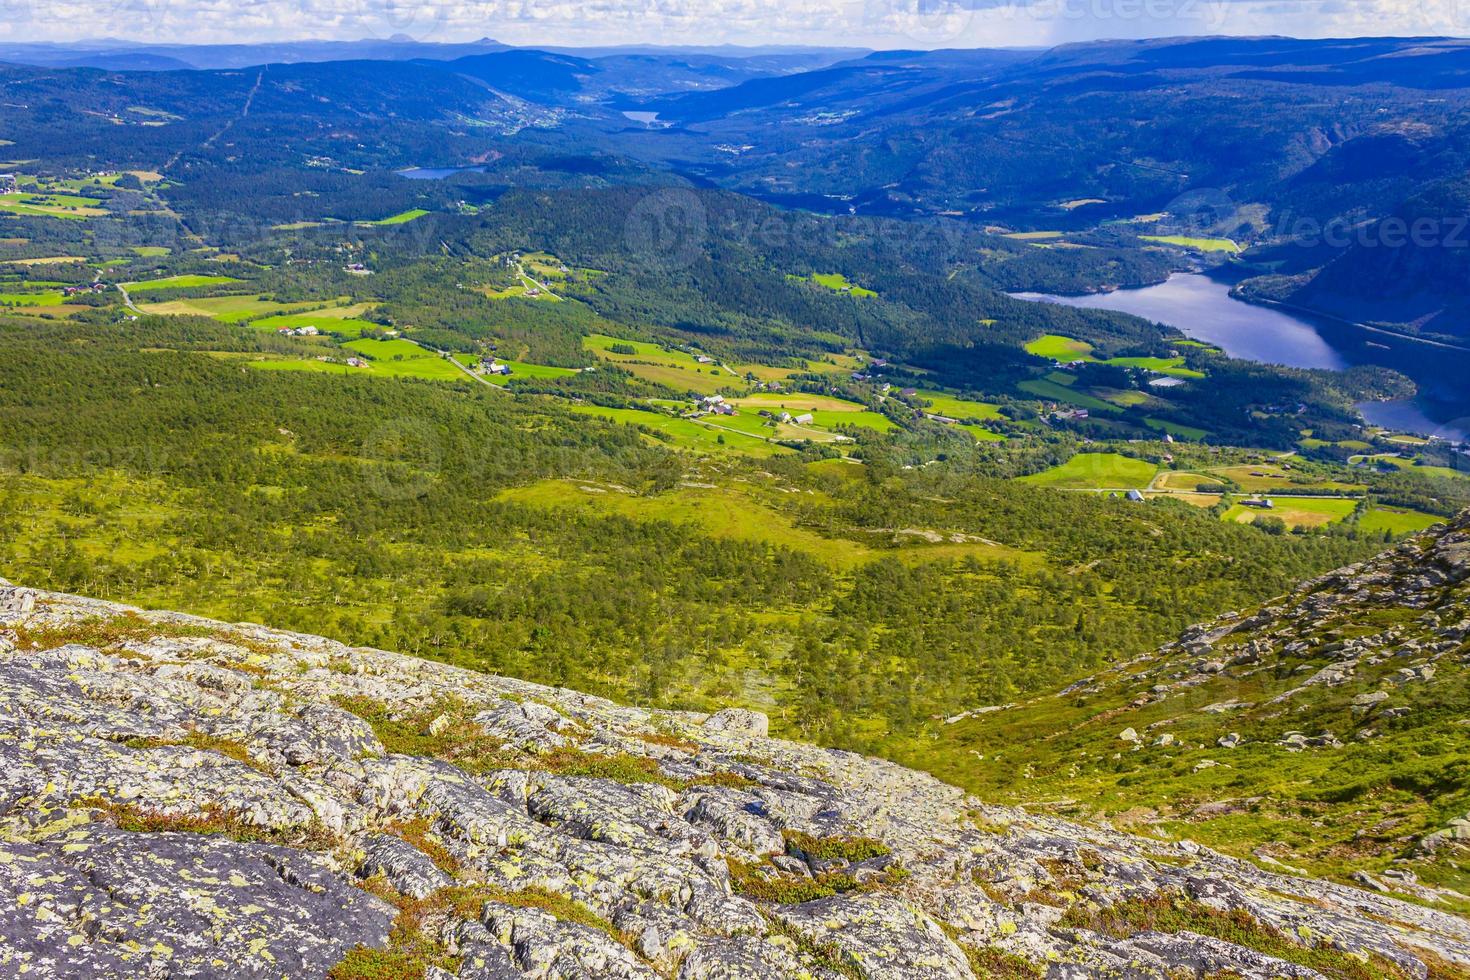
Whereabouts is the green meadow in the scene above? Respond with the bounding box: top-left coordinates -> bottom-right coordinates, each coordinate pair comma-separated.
1359,505 -> 1445,536
360,208 -> 429,226
1144,417 -> 1209,440
803,272 -> 877,297
916,390 -> 1003,420
1027,333 -> 1202,377
123,274 -> 241,293
570,404 -> 786,457
1017,378 -> 1121,413
1020,452 -> 1157,489
1140,234 -> 1241,253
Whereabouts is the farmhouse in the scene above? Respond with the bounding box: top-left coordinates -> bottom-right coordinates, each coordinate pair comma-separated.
1242,498 -> 1274,509
695,355 -> 715,364
481,360 -> 512,376
0,174 -> 15,193
793,413 -> 815,425
1148,377 -> 1186,388
1125,489 -> 1145,502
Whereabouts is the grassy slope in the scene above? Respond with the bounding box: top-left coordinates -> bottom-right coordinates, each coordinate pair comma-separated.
925,517 -> 1470,903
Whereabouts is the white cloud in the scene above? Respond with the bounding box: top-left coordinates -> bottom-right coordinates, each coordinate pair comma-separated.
1,0 -> 1464,48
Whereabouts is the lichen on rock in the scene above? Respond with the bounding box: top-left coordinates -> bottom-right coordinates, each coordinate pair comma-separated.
2,580 -> 1470,978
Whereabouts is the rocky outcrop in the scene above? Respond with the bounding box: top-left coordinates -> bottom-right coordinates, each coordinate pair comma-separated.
3,579 -> 1470,978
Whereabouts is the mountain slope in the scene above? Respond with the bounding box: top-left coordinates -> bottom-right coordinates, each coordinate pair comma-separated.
4,570 -> 1470,978
938,510 -> 1470,906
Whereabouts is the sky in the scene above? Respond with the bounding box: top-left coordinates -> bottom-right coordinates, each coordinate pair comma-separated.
5,0 -> 1468,49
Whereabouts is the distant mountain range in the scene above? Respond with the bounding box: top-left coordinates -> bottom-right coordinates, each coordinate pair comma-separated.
2,34 -> 1468,342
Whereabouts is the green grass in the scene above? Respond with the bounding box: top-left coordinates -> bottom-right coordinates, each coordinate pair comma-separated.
1359,506 -> 1444,536
1020,453 -> 1157,489
805,272 -> 877,298
0,291 -> 63,307
131,246 -> 171,257
452,354 -> 579,380
0,192 -> 107,219
140,295 -> 320,323
123,274 -> 241,293
916,390 -> 1003,420
1143,417 -> 1208,441
249,303 -> 377,335
570,404 -> 786,457
1140,235 -> 1241,254
341,339 -> 468,381
1026,334 -> 1202,377
1017,379 -> 1120,414
806,409 -> 895,432
361,208 -> 429,226
1025,334 -> 1094,361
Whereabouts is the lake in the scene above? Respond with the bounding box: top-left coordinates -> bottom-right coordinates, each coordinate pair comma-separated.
398,165 -> 488,180
1014,273 -> 1470,440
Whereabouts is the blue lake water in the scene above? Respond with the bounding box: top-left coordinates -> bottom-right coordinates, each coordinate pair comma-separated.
1014,273 -> 1470,441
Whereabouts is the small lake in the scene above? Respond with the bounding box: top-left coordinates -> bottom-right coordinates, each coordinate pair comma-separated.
1014,273 -> 1470,440
397,165 -> 488,180
621,110 -> 669,128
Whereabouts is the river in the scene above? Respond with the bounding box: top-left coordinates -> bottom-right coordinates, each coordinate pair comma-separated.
1014,273 -> 1470,441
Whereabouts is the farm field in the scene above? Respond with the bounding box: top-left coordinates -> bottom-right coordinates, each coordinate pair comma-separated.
123,274 -> 241,293
341,338 -> 469,380
1209,463 -> 1363,494
1153,470 -> 1222,491
583,333 -> 731,393
249,302 -> 377,334
1025,334 -> 1093,361
140,295 -> 326,323
1223,496 -> 1359,529
361,208 -> 429,225
1358,505 -> 1445,535
1140,235 -> 1241,253
727,392 -> 893,435
0,192 -> 107,219
916,390 -> 1002,420
1026,333 -> 1202,377
569,404 -> 786,457
1019,452 -> 1157,489
950,423 -> 1006,441
796,272 -> 877,297
3,256 -> 86,266
0,290 -> 63,307
1143,491 -> 1221,507
451,354 -> 581,380
1144,417 -> 1208,440
1017,378 -> 1120,413
1096,388 -> 1154,408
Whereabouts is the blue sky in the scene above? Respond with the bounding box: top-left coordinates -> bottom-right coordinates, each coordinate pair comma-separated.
6,0 -> 1465,48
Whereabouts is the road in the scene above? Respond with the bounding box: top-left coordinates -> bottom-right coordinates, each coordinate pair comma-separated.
114,282 -> 141,315
403,338 -> 508,391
